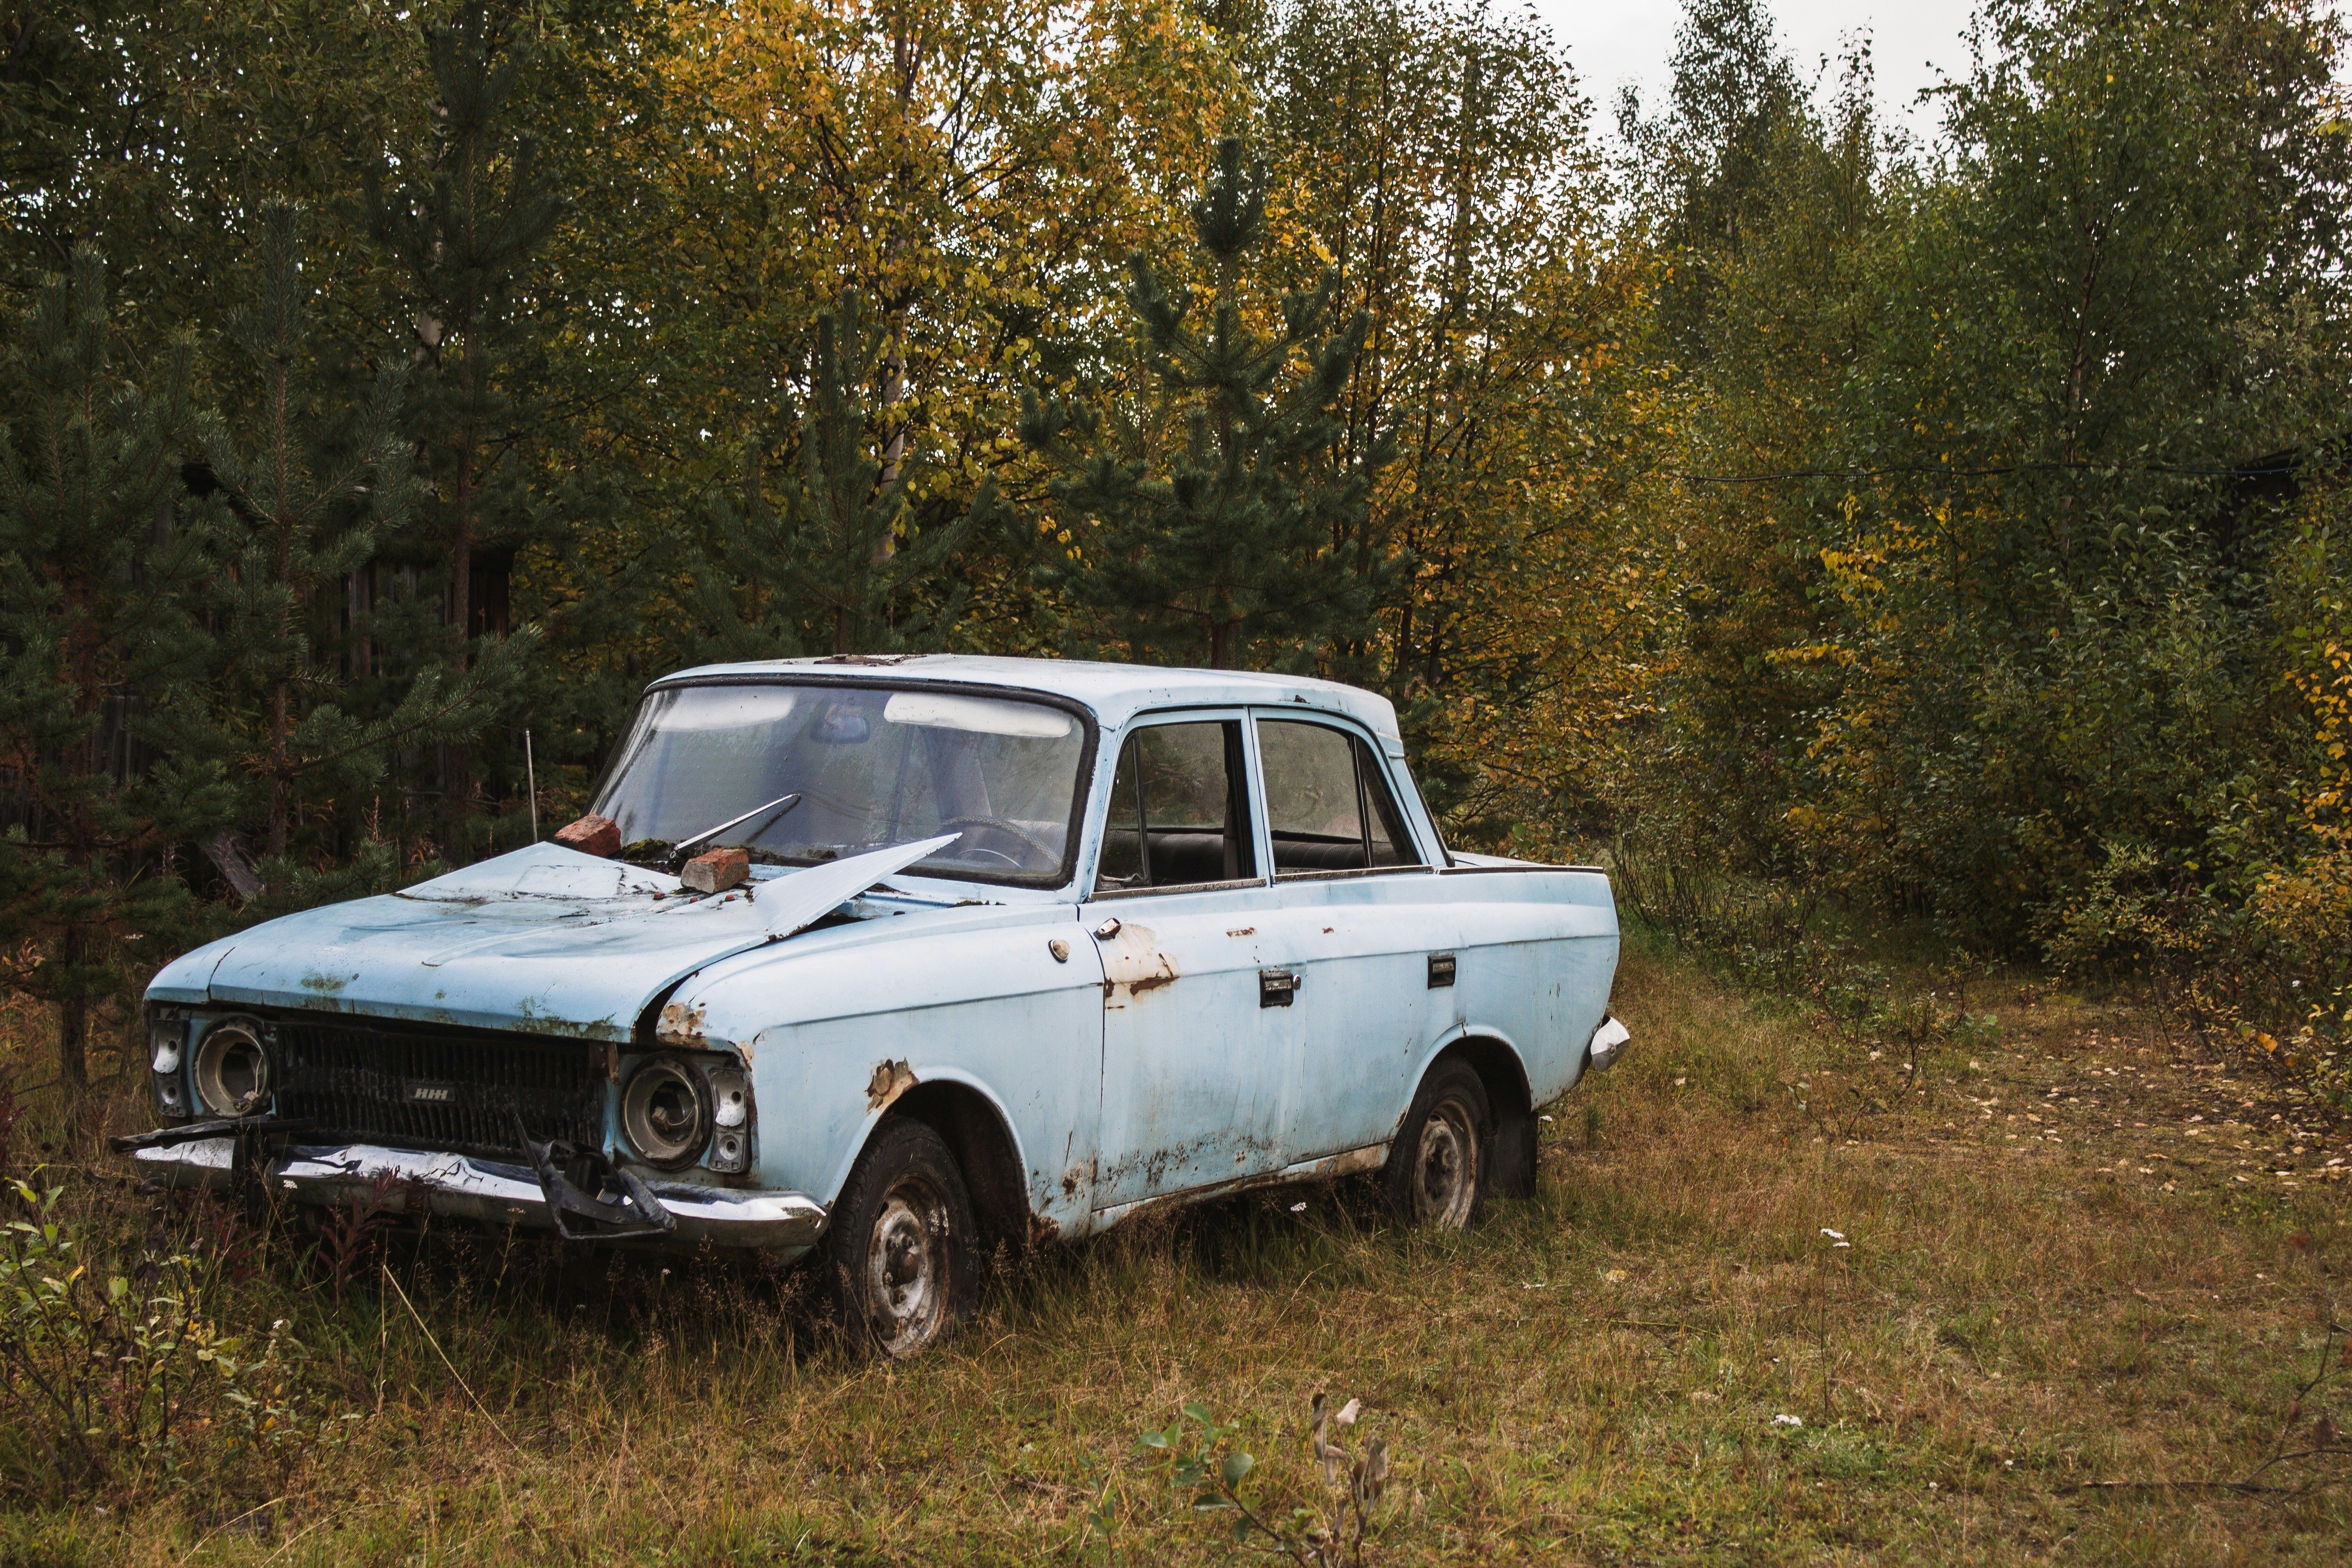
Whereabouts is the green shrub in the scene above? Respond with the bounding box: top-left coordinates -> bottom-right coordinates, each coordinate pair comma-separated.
0,1173 -> 359,1503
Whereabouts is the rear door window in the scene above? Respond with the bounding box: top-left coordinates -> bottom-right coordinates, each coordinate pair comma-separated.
1257,719 -> 1423,876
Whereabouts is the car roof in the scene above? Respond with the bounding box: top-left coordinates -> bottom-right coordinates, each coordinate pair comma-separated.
648,654 -> 1405,745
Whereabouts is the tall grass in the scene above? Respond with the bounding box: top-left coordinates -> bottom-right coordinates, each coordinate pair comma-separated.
0,947 -> 2344,1563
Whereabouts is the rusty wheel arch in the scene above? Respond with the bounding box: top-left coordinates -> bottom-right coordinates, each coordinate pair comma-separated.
880,1083 -> 1033,1266
1430,1035 -> 1537,1200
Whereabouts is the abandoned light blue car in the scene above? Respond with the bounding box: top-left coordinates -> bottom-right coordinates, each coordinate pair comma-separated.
125,657 -> 1628,1355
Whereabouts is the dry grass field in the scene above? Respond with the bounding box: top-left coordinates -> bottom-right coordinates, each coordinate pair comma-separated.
2,938 -> 2346,1565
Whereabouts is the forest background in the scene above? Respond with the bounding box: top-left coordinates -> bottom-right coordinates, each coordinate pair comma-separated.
3,0 -> 2349,1103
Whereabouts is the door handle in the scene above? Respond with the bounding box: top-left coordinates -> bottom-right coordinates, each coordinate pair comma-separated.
1259,968 -> 1300,1008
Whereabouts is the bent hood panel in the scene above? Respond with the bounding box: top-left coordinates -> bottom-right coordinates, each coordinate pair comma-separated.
187,838 -> 955,1040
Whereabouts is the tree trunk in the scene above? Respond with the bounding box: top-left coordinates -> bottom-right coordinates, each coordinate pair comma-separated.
57,927 -> 88,1097
347,567 -> 372,678
870,21 -> 924,623
267,679 -> 291,858
450,443 -> 474,650
446,346 -> 477,821
269,393 -> 296,860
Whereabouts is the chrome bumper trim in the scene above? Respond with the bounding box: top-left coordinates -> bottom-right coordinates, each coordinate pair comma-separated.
132,1139 -> 825,1251
1586,1014 -> 1631,1073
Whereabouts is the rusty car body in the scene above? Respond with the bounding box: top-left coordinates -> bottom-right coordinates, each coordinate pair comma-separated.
126,656 -> 1628,1353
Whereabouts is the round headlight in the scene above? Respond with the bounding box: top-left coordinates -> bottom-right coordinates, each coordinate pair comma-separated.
191,1020 -> 271,1117
621,1056 -> 711,1170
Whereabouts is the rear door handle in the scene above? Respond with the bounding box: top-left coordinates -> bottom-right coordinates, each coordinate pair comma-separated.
1259,968 -> 1300,1008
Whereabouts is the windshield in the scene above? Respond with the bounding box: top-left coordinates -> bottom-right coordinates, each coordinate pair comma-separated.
591,682 -> 1091,886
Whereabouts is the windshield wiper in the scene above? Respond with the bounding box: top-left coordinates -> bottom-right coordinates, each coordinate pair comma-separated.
668,792 -> 803,869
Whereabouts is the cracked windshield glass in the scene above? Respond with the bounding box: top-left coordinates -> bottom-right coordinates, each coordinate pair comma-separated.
592,683 -> 1087,885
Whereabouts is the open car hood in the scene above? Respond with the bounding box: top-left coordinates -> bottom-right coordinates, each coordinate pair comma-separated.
159,837 -> 956,1041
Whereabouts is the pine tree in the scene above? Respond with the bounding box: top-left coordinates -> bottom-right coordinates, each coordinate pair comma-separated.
170,203 -> 532,886
1021,137 -> 1380,670
695,294 -> 998,659
370,1 -> 560,830
0,249 -> 233,1097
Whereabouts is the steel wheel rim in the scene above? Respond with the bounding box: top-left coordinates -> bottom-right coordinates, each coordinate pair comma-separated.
863,1173 -> 952,1356
1413,1094 -> 1480,1228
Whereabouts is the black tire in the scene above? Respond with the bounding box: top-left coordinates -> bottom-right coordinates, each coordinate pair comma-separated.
822,1117 -> 977,1358
1382,1060 -> 1492,1230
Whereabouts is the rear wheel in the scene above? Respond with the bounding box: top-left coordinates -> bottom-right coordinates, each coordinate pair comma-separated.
1382,1060 -> 1491,1230
822,1118 -> 976,1358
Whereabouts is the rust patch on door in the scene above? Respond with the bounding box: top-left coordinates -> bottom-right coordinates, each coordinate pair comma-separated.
865,1058 -> 918,1112
1097,921 -> 1179,1008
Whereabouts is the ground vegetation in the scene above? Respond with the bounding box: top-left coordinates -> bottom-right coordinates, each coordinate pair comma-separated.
0,942 -> 2346,1556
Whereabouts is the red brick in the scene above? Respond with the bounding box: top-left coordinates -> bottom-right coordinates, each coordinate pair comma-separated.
681,846 -> 749,894
552,814 -> 621,858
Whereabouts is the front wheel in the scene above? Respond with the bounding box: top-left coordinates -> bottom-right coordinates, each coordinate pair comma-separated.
1382,1060 -> 1492,1230
822,1118 -> 976,1358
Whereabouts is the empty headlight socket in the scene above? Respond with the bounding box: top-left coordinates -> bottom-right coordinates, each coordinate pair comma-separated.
190,1016 -> 273,1118
618,1050 -> 755,1174
620,1054 -> 714,1171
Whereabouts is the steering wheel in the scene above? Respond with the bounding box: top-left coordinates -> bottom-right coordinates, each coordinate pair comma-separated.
935,816 -> 1059,871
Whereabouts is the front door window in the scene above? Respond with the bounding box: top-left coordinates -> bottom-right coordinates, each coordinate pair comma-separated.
1094,721 -> 1257,892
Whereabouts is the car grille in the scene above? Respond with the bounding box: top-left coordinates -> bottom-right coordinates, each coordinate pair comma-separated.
267,1016 -> 608,1159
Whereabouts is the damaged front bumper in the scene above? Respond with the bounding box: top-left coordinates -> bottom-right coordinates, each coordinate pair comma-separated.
127,1137 -> 826,1252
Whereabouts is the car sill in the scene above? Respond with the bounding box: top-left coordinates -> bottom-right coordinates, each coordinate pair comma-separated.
1092,1141 -> 1389,1226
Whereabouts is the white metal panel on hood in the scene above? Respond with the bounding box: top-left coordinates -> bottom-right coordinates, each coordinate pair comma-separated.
190,837 -> 959,1040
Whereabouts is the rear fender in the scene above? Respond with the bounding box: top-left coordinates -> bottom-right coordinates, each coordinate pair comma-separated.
1402,1025 -> 1539,1200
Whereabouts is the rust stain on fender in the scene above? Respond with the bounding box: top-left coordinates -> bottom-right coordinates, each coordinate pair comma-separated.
656,1001 -> 708,1047
866,1058 -> 918,1112
1097,921 -> 1179,1009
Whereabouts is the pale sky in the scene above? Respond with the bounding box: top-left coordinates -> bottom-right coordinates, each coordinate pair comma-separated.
1531,0 -> 1987,141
